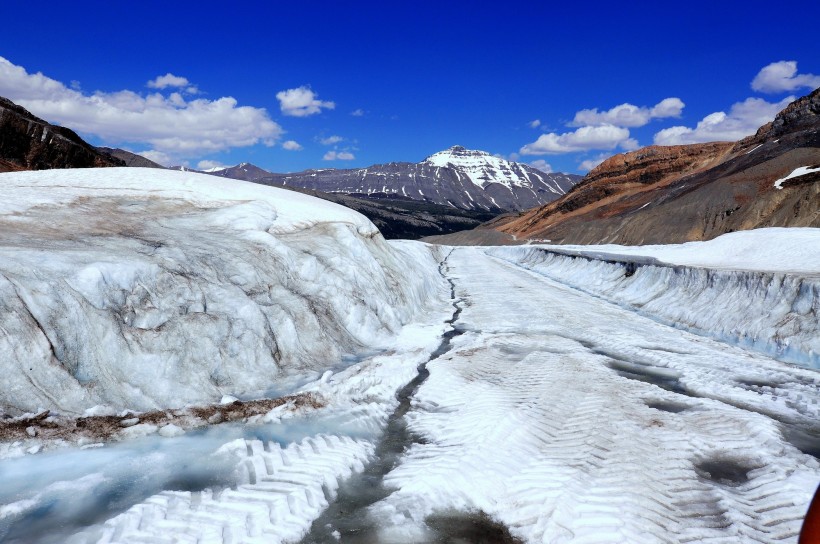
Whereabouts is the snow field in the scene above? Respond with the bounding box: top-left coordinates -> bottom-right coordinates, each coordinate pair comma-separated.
490,235 -> 820,368
365,248 -> 819,543
773,166 -> 820,189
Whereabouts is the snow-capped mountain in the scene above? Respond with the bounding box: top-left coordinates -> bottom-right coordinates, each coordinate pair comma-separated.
258,146 -> 580,212
423,145 -> 561,190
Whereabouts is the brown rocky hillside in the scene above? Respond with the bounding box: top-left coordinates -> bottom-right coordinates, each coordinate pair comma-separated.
431,88 -> 819,246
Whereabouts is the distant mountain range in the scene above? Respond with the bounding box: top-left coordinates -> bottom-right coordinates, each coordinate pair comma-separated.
170,147 -> 580,213
256,146 -> 579,212
6,87 -> 816,247
0,97 -> 124,172
427,88 -> 820,245
0,94 -> 514,238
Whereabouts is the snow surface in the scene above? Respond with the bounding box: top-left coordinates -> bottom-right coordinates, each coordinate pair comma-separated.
774,165 -> 820,189
531,228 -> 820,276
367,248 -> 820,543
491,230 -> 820,368
0,167 -> 449,414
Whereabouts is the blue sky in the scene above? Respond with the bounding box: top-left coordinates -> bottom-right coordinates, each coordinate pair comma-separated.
1,1 -> 818,174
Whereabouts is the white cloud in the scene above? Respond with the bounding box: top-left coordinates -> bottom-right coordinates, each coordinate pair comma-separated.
276,85 -> 335,117
319,135 -> 343,145
528,159 -> 552,173
520,124 -> 635,155
571,97 -> 684,128
751,61 -> 820,94
323,150 -> 355,161
653,96 -> 794,145
281,140 -> 303,151
528,119 -> 541,129
0,57 -> 283,162
579,153 -> 611,172
196,159 -> 229,171
351,108 -> 365,116
147,73 -> 190,89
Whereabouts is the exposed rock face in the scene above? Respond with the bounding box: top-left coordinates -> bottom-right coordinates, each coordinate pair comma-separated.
547,142 -> 733,216
0,96 -> 124,172
97,147 -> 164,169
735,87 -> 820,150
471,89 -> 820,245
257,146 -> 580,212
208,162 -> 270,181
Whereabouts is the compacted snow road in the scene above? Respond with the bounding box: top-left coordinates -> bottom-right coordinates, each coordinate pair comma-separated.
3,246 -> 818,544
364,248 -> 820,543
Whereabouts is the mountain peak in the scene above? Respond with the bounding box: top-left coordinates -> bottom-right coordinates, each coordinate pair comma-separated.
425,145 -> 491,165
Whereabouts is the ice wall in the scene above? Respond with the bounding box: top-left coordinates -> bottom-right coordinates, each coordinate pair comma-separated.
0,169 -> 448,415
490,246 -> 820,368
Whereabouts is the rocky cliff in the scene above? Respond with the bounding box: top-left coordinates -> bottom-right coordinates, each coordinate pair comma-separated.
0,96 -> 124,172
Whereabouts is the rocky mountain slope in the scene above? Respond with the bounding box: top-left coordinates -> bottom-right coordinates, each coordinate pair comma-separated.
255,146 -> 580,212
0,96 -> 124,172
465,88 -> 820,245
207,162 -> 271,181
97,147 -> 163,168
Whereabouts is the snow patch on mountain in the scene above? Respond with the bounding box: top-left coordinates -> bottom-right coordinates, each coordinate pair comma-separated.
774,165 -> 820,189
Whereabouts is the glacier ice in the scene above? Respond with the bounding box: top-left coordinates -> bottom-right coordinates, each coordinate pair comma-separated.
490,232 -> 820,368
365,247 -> 820,543
0,168 -> 449,414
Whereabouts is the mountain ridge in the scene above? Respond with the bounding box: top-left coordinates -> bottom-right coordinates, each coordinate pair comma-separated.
253,145 -> 580,212
0,96 -> 124,172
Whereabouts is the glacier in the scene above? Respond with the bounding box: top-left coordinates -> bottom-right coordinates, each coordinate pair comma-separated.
0,168 -> 818,544
489,229 -> 820,368
0,168 -> 449,415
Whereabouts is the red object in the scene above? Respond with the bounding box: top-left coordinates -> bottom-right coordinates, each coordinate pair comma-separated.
801,483 -> 820,544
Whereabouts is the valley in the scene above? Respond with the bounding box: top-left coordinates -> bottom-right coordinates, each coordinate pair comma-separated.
0,42 -> 818,543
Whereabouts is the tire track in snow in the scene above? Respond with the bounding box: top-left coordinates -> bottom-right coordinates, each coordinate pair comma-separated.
370,249 -> 819,543
66,435 -> 374,544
